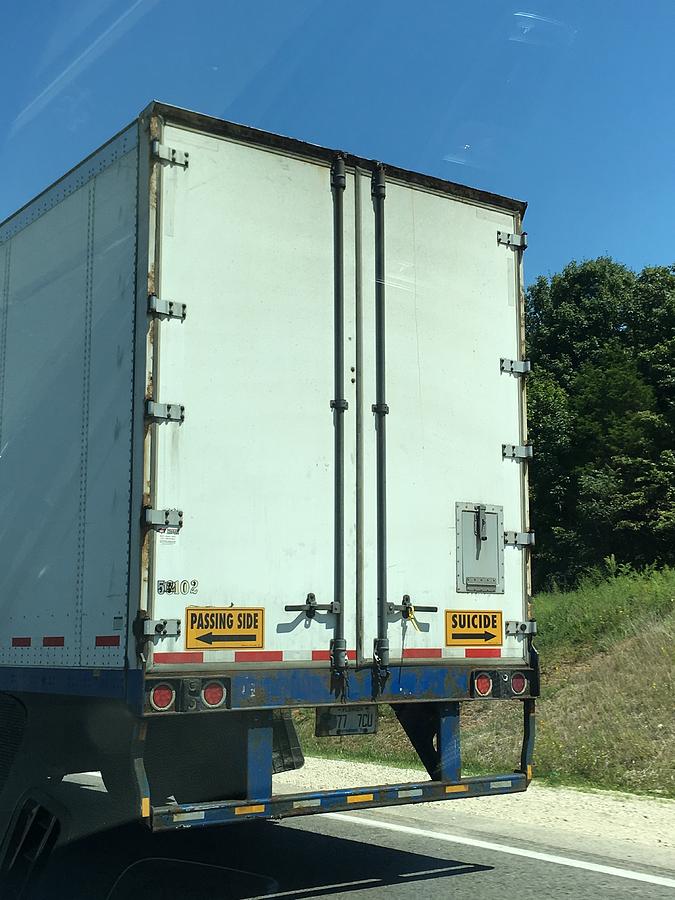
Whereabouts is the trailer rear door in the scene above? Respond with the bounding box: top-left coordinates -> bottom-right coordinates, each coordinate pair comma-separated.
146,124 -> 359,668
145,122 -> 529,671
357,174 -> 529,665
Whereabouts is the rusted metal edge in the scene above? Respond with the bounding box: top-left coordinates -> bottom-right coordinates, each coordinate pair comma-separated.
146,100 -> 527,217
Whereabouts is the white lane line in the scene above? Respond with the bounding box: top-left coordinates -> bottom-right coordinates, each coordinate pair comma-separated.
328,813 -> 675,890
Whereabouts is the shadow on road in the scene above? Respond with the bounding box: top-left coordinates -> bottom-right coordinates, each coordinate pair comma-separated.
23,782 -> 493,900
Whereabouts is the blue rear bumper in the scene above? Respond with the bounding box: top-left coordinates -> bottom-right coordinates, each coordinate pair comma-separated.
151,771 -> 529,831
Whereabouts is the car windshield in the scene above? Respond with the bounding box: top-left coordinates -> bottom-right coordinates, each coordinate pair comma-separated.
1,4 -> 674,899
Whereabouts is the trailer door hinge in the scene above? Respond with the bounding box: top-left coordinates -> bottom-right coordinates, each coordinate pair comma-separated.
505,620 -> 537,636
500,358 -> 531,376
145,508 -> 184,529
148,294 -> 187,320
497,231 -> 528,250
146,400 -> 185,423
504,531 -> 535,547
502,444 -> 533,461
143,618 -> 181,639
151,139 -> 189,168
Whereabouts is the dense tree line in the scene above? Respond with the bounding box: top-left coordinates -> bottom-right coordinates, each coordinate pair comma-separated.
526,258 -> 675,590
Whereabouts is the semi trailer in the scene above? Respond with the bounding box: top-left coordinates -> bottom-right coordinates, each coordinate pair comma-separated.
0,101 -> 537,881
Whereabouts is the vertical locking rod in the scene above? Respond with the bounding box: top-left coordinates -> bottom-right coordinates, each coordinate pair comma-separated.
330,156 -> 348,672
372,163 -> 389,673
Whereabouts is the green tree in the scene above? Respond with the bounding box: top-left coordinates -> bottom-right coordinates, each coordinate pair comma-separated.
570,350 -> 663,465
629,265 -> 675,434
527,373 -> 577,586
526,258 -> 636,389
526,258 -> 675,589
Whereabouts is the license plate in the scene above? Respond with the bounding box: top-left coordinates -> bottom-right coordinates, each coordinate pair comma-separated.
315,705 -> 378,737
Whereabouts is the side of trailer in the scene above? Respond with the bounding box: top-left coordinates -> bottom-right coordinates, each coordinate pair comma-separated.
0,125 -> 140,690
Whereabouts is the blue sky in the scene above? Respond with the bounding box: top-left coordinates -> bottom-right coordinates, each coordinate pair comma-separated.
1,0 -> 674,284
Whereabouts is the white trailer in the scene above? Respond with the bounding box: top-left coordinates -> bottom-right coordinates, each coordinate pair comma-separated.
0,103 -> 537,868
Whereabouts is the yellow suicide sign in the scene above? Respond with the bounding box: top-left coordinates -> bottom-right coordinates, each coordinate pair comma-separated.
445,610 -> 503,647
185,607 -> 264,649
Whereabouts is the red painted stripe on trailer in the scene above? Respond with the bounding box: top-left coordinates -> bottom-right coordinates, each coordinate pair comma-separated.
11,638 -> 31,648
465,648 -> 502,658
153,652 -> 204,664
311,650 -> 357,661
402,648 -> 443,658
43,636 -> 64,647
234,651 -> 283,662
95,635 -> 120,647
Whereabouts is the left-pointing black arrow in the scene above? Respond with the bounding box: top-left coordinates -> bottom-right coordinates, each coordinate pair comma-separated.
452,630 -> 495,642
196,632 -> 257,645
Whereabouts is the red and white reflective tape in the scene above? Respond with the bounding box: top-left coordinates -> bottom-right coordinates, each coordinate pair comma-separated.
9,641 -> 503,661
95,635 -> 120,647
11,636 -> 123,649
311,650 -> 357,662
152,650 -> 285,665
154,651 -> 204,664
402,648 -> 443,659
149,647 -> 503,664
234,651 -> 283,663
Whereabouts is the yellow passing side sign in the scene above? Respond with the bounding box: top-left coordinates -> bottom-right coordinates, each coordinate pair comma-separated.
445,610 -> 503,647
185,607 -> 264,649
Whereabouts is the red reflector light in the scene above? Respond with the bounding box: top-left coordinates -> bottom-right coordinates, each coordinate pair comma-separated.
511,672 -> 527,695
150,683 -> 175,711
474,672 -> 493,697
201,680 -> 226,708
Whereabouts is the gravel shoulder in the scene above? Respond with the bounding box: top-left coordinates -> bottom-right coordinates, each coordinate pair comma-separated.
275,756 -> 675,873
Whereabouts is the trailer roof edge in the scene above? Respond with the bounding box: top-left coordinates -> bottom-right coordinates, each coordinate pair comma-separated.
1,101 -> 527,237
149,101 -> 527,218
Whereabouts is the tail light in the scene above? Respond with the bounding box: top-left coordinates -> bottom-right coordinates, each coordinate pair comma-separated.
474,672 -> 493,697
201,680 -> 226,709
149,682 -> 175,711
510,672 -> 527,695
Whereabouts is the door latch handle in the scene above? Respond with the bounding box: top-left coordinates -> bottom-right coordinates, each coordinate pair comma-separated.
474,504 -> 488,542
285,592 -> 341,619
387,594 -> 438,618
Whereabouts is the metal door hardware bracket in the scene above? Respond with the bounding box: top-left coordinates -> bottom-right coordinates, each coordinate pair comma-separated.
284,593 -> 341,619
387,594 -> 438,619
146,400 -> 185,423
506,620 -> 537,636
500,358 -> 531,376
504,531 -> 535,547
466,576 -> 497,590
151,140 -> 189,168
502,444 -> 533,460
474,504 -> 488,541
145,508 -> 184,529
143,618 -> 181,638
497,231 -> 528,250
148,294 -> 187,320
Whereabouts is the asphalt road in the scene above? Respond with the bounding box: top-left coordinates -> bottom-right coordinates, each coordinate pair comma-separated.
22,776 -> 675,900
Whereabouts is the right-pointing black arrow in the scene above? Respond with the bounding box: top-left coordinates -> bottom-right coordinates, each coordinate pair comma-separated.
452,630 -> 495,642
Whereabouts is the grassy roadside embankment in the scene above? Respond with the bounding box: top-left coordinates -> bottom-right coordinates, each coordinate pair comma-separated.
294,567 -> 675,796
